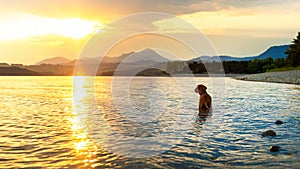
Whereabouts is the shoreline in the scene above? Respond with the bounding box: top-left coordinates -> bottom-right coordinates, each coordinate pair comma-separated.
0,73 -> 244,77
234,70 -> 300,85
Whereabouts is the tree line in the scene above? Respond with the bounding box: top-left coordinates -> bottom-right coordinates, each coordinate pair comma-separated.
187,57 -> 288,74
187,31 -> 300,74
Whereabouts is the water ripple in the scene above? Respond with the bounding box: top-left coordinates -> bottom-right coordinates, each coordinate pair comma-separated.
0,77 -> 299,168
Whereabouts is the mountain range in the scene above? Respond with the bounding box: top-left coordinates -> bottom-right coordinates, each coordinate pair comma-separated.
35,44 -> 290,65
0,44 -> 291,76
35,48 -> 169,66
189,44 -> 290,62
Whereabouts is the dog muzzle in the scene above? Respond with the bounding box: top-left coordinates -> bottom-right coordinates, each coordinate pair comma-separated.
194,86 -> 200,93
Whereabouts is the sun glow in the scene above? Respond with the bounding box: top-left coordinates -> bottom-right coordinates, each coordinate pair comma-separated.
0,13 -> 102,40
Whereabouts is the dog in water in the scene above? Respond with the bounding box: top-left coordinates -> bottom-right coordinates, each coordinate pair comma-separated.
194,84 -> 212,114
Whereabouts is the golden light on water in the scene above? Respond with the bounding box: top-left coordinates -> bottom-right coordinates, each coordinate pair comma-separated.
70,115 -> 100,168
72,76 -> 97,110
71,76 -> 123,167
71,76 -> 100,167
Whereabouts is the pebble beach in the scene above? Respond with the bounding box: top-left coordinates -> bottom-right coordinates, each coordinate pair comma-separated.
234,70 -> 300,84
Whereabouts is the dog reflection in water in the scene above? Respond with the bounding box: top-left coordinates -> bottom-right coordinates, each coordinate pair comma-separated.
194,84 -> 212,115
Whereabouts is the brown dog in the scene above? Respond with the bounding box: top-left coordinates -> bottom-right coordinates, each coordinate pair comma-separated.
194,84 -> 212,114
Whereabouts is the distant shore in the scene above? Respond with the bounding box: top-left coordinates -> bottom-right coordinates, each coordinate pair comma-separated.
234,70 -> 300,85
171,73 -> 244,77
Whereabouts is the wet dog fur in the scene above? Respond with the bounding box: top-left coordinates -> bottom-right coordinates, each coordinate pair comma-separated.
194,84 -> 212,114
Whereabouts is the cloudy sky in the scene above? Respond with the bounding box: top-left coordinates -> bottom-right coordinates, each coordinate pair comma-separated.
0,0 -> 299,64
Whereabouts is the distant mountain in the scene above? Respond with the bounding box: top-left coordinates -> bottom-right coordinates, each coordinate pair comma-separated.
189,44 -> 290,62
103,52 -> 135,63
69,48 -> 170,76
122,48 -> 169,63
249,44 -> 290,60
73,48 -> 169,65
189,55 -> 242,62
35,57 -> 72,65
75,52 -> 136,65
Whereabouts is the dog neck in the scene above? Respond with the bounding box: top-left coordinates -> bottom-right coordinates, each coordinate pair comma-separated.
199,90 -> 207,95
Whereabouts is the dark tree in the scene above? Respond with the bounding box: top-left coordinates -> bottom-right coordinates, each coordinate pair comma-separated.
274,58 -> 286,68
248,59 -> 262,73
188,62 -> 206,74
188,62 -> 199,73
285,32 -> 300,67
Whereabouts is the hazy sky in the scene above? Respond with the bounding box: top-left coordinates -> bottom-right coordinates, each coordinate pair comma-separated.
0,0 -> 299,64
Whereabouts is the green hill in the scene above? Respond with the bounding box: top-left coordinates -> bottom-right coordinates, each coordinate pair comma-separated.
0,67 -> 39,76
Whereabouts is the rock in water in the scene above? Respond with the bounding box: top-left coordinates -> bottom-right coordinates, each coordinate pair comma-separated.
275,120 -> 283,125
270,146 -> 280,152
262,130 -> 276,137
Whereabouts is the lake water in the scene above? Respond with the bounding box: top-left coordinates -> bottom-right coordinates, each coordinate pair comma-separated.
0,76 -> 299,168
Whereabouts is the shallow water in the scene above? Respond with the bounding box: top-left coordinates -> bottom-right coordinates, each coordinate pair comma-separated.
0,76 -> 299,168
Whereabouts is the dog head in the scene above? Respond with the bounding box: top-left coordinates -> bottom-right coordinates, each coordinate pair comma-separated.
194,84 -> 207,94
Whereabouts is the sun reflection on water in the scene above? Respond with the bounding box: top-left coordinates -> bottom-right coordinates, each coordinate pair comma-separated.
69,112 -> 100,168
71,76 -> 101,168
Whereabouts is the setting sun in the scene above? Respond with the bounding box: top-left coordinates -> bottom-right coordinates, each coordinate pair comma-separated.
0,12 -> 102,40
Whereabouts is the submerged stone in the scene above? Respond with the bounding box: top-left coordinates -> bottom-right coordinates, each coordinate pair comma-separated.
262,130 -> 276,137
275,120 -> 283,125
270,146 -> 280,152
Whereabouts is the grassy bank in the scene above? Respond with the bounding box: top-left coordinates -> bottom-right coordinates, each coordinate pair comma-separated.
234,70 -> 300,84
267,66 -> 300,72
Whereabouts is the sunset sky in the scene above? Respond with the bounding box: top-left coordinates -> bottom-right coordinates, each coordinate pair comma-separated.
0,0 -> 299,64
